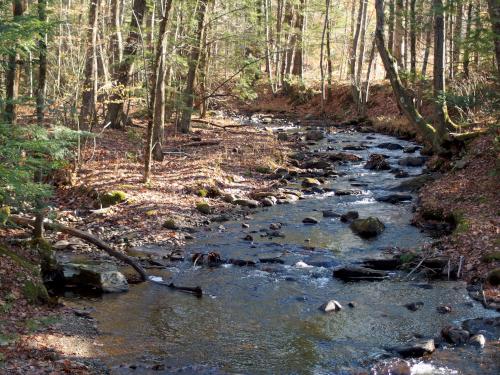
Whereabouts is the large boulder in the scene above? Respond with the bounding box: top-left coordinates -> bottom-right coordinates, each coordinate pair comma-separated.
328,152 -> 362,162
350,217 -> 385,238
364,154 -> 390,170
392,174 -> 435,192
62,262 -> 128,293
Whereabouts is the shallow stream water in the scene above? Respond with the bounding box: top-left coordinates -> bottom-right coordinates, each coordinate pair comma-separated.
71,129 -> 499,374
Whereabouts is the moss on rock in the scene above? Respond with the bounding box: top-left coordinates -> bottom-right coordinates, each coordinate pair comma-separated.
486,268 -> 500,286
196,202 -> 211,214
99,190 -> 127,207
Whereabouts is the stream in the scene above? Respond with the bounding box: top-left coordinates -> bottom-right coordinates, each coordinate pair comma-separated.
69,128 -> 499,374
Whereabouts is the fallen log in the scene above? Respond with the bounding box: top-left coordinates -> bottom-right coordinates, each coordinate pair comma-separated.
10,215 -> 148,281
10,215 -> 204,297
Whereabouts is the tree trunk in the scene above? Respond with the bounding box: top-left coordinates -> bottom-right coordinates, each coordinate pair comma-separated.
388,0 -> 395,54
421,13 -> 433,77
320,0 -> 331,110
326,8 -> 333,101
394,0 -> 404,65
453,0 -> 463,77
280,1 -> 293,83
487,0 -> 500,75
292,0 -> 305,78
356,0 -> 369,84
5,0 -> 27,125
36,0 -> 48,125
144,0 -> 173,182
409,0 -> 417,76
263,0 -> 275,91
79,0 -> 100,131
110,0 -> 123,71
178,0 -> 208,134
350,0 -> 366,112
106,0 -> 147,130
375,0 -> 446,151
434,0 -> 458,133
463,1 -> 473,77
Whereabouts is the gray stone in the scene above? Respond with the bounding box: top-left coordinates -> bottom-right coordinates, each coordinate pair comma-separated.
377,142 -> 404,150
349,217 -> 385,238
333,266 -> 388,281
234,199 -> 260,208
305,130 -> 325,141
319,300 -> 342,312
469,334 -> 486,348
393,339 -> 435,358
340,211 -> 359,223
398,156 -> 427,167
375,194 -> 413,204
302,178 -> 322,187
62,262 -> 128,293
303,217 -> 319,224
441,326 -> 470,345
364,154 -> 391,170
323,210 -> 341,218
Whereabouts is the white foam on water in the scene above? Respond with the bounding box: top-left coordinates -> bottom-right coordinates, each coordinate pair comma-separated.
410,362 -> 457,375
148,276 -> 163,283
295,261 -> 313,269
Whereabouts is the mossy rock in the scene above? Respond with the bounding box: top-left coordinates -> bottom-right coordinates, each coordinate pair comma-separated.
163,218 -> 179,230
482,252 -> 500,263
99,190 -> 127,207
22,280 -> 49,305
197,189 -> 208,197
302,178 -> 321,187
350,217 -> 385,238
196,202 -> 211,214
486,268 -> 500,286
255,166 -> 272,174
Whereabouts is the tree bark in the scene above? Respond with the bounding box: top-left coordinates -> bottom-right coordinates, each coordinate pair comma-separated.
463,1 -> 473,77
292,0 -> 305,78
109,0 -> 123,71
36,0 -> 48,125
388,0 -> 395,54
5,0 -> 27,125
375,0 -> 446,151
409,0 -> 417,76
421,12 -> 433,77
144,0 -> 173,182
105,0 -> 147,130
487,0 -> 500,75
453,0 -> 464,77
434,0 -> 458,133
79,0 -> 100,131
394,0 -> 404,65
320,0 -> 331,110
178,0 -> 208,134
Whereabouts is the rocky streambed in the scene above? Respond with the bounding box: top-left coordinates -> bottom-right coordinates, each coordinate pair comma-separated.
64,124 -> 499,374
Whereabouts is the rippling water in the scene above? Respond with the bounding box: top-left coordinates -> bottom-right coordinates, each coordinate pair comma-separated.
70,130 -> 499,374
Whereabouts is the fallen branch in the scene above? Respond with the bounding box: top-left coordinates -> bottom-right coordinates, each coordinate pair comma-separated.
405,257 -> 427,280
10,215 -> 148,281
180,140 -> 221,147
449,129 -> 488,142
191,118 -> 245,130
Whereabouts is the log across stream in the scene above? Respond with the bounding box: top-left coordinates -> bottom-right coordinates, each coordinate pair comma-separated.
67,129 -> 499,374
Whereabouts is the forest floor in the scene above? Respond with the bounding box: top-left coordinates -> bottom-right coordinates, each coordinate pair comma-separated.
1,81 -> 499,373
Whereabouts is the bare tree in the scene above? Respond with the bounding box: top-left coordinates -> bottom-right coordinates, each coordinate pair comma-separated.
106,0 -> 147,130
487,0 -> 500,75
5,0 -> 27,125
179,0 -> 208,134
36,0 -> 48,125
79,0 -> 100,131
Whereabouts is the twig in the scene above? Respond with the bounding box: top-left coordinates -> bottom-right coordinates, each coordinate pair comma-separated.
405,257 -> 427,280
457,256 -> 464,279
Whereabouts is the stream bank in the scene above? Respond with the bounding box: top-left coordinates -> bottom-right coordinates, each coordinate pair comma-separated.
61,121 -> 498,374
